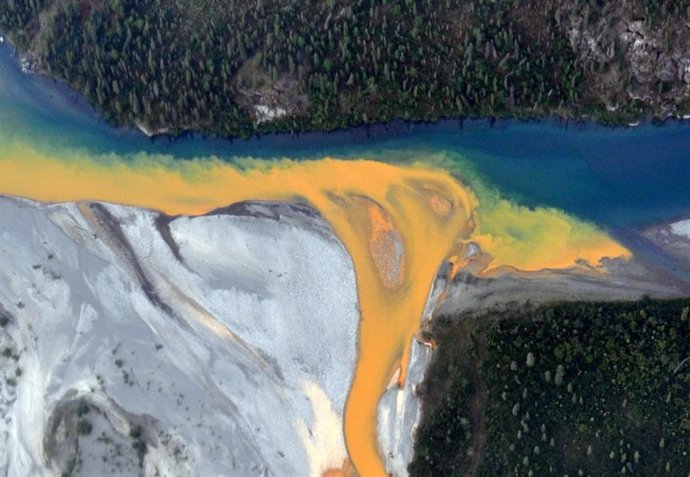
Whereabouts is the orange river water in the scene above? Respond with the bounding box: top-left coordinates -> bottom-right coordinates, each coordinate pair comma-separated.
0,145 -> 629,476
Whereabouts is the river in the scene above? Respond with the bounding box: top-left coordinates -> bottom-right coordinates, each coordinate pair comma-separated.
0,41 -> 688,477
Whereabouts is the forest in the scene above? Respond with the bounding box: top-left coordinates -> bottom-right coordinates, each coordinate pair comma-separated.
2,0 -> 689,137
411,297 -> 690,476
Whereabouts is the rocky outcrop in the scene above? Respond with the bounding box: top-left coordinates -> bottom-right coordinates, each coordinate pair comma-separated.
554,2 -> 690,114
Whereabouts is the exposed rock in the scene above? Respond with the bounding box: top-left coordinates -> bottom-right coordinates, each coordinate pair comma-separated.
554,2 -> 690,113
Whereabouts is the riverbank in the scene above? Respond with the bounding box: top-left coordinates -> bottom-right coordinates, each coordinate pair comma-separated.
1,31 -> 687,142
412,292 -> 690,476
3,1 -> 690,140
410,212 -> 690,475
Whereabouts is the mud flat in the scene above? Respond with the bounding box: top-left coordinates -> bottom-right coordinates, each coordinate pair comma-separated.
438,217 -> 690,319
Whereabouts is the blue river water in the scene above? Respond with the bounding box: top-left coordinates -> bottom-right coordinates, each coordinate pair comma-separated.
1,42 -> 689,230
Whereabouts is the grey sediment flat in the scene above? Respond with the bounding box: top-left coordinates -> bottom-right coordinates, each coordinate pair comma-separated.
0,195 -> 688,476
0,196 -> 358,476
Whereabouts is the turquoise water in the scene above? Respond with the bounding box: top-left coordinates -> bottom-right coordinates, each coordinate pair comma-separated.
1,43 -> 689,229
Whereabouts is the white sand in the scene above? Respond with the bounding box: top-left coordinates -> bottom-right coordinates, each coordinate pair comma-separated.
0,197 -> 359,476
670,219 -> 690,239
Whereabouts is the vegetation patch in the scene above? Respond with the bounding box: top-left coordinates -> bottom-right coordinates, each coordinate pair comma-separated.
0,304 -> 12,327
129,424 -> 147,467
77,419 -> 92,436
2,1 -> 689,137
411,298 -> 690,477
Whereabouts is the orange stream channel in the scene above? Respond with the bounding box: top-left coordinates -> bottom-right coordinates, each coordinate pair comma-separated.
0,147 -> 629,476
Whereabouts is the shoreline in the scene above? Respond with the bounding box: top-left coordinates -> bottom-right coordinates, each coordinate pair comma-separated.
2,38 -> 690,147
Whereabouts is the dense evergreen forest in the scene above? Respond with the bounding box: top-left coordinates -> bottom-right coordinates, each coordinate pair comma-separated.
2,0 -> 690,136
411,298 -> 690,476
